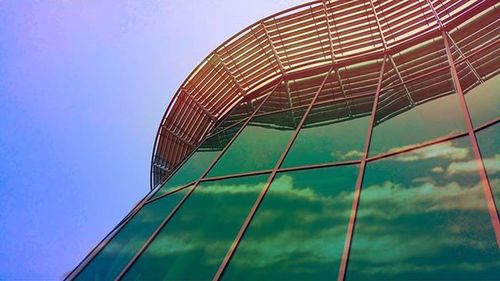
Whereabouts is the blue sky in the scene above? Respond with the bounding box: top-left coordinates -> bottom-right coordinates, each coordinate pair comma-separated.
0,0 -> 304,279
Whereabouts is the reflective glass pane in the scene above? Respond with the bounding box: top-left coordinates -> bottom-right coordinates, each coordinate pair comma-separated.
75,189 -> 188,280
122,174 -> 270,281
152,123 -> 242,199
207,108 -> 306,177
465,73 -> 500,127
476,124 -> 500,215
223,165 -> 359,280
283,97 -> 372,167
347,137 -> 500,280
370,66 -> 466,156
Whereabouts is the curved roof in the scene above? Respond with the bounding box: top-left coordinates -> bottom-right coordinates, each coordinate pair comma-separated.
151,0 -> 499,188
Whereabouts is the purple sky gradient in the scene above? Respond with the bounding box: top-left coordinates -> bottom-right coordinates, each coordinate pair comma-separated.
0,0 -> 304,279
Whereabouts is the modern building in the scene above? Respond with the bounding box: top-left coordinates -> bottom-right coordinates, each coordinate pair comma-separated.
68,0 -> 499,280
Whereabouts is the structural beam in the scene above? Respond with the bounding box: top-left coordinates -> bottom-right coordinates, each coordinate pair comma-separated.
388,55 -> 415,106
445,31 -> 484,84
182,89 -> 218,122
160,125 -> 195,148
337,56 -> 387,281
214,53 -> 247,97
260,21 -> 286,74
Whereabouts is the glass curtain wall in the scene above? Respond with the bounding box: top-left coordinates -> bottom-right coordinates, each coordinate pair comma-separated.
71,11 -> 499,281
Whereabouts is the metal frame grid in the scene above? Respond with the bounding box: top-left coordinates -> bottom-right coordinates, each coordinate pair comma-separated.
150,0 -> 498,188
68,0 -> 499,280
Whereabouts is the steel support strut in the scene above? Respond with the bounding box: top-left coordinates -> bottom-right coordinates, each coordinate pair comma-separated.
337,56 -> 387,281
442,32 -> 500,246
426,0 -> 500,248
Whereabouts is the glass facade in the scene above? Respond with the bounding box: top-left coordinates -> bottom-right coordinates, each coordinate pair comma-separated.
69,1 -> 499,281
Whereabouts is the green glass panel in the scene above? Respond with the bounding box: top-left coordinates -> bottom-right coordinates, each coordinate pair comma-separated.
283,97 -> 372,167
370,90 -> 466,157
122,174 -> 270,281
476,124 -> 500,215
207,108 -> 306,177
347,137 -> 500,280
152,123 -> 242,199
75,189 -> 188,281
465,73 -> 500,127
223,165 -> 359,281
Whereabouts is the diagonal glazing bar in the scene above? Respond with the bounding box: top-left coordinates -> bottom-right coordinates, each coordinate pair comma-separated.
260,21 -> 285,74
213,67 -> 334,281
214,53 -> 247,97
426,0 -> 500,247
369,0 -> 387,50
388,55 -> 415,106
182,89 -> 218,122
322,0 -> 336,61
442,31 -> 500,246
369,0 -> 414,107
337,55 -> 387,281
159,126 -> 195,148
113,79 -> 284,281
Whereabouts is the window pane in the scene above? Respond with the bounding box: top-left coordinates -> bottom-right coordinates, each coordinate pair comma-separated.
370,67 -> 466,156
75,189 -> 188,280
122,174 -> 270,281
282,97 -> 372,168
223,165 -> 359,280
152,123 -> 242,199
207,108 -> 306,177
465,73 -> 500,127
370,38 -> 468,156
476,124 -> 500,215
347,137 -> 499,280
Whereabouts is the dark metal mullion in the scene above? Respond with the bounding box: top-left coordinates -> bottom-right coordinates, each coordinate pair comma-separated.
337,55 -> 387,281
474,117 -> 499,133
113,78 -> 284,281
213,67 -> 334,281
425,0 -> 499,246
200,169 -> 274,183
145,181 -> 195,205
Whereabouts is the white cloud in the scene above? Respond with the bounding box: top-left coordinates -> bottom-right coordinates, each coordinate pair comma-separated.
336,149 -> 364,160
432,166 -> 444,173
391,141 -> 469,162
446,154 -> 500,175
